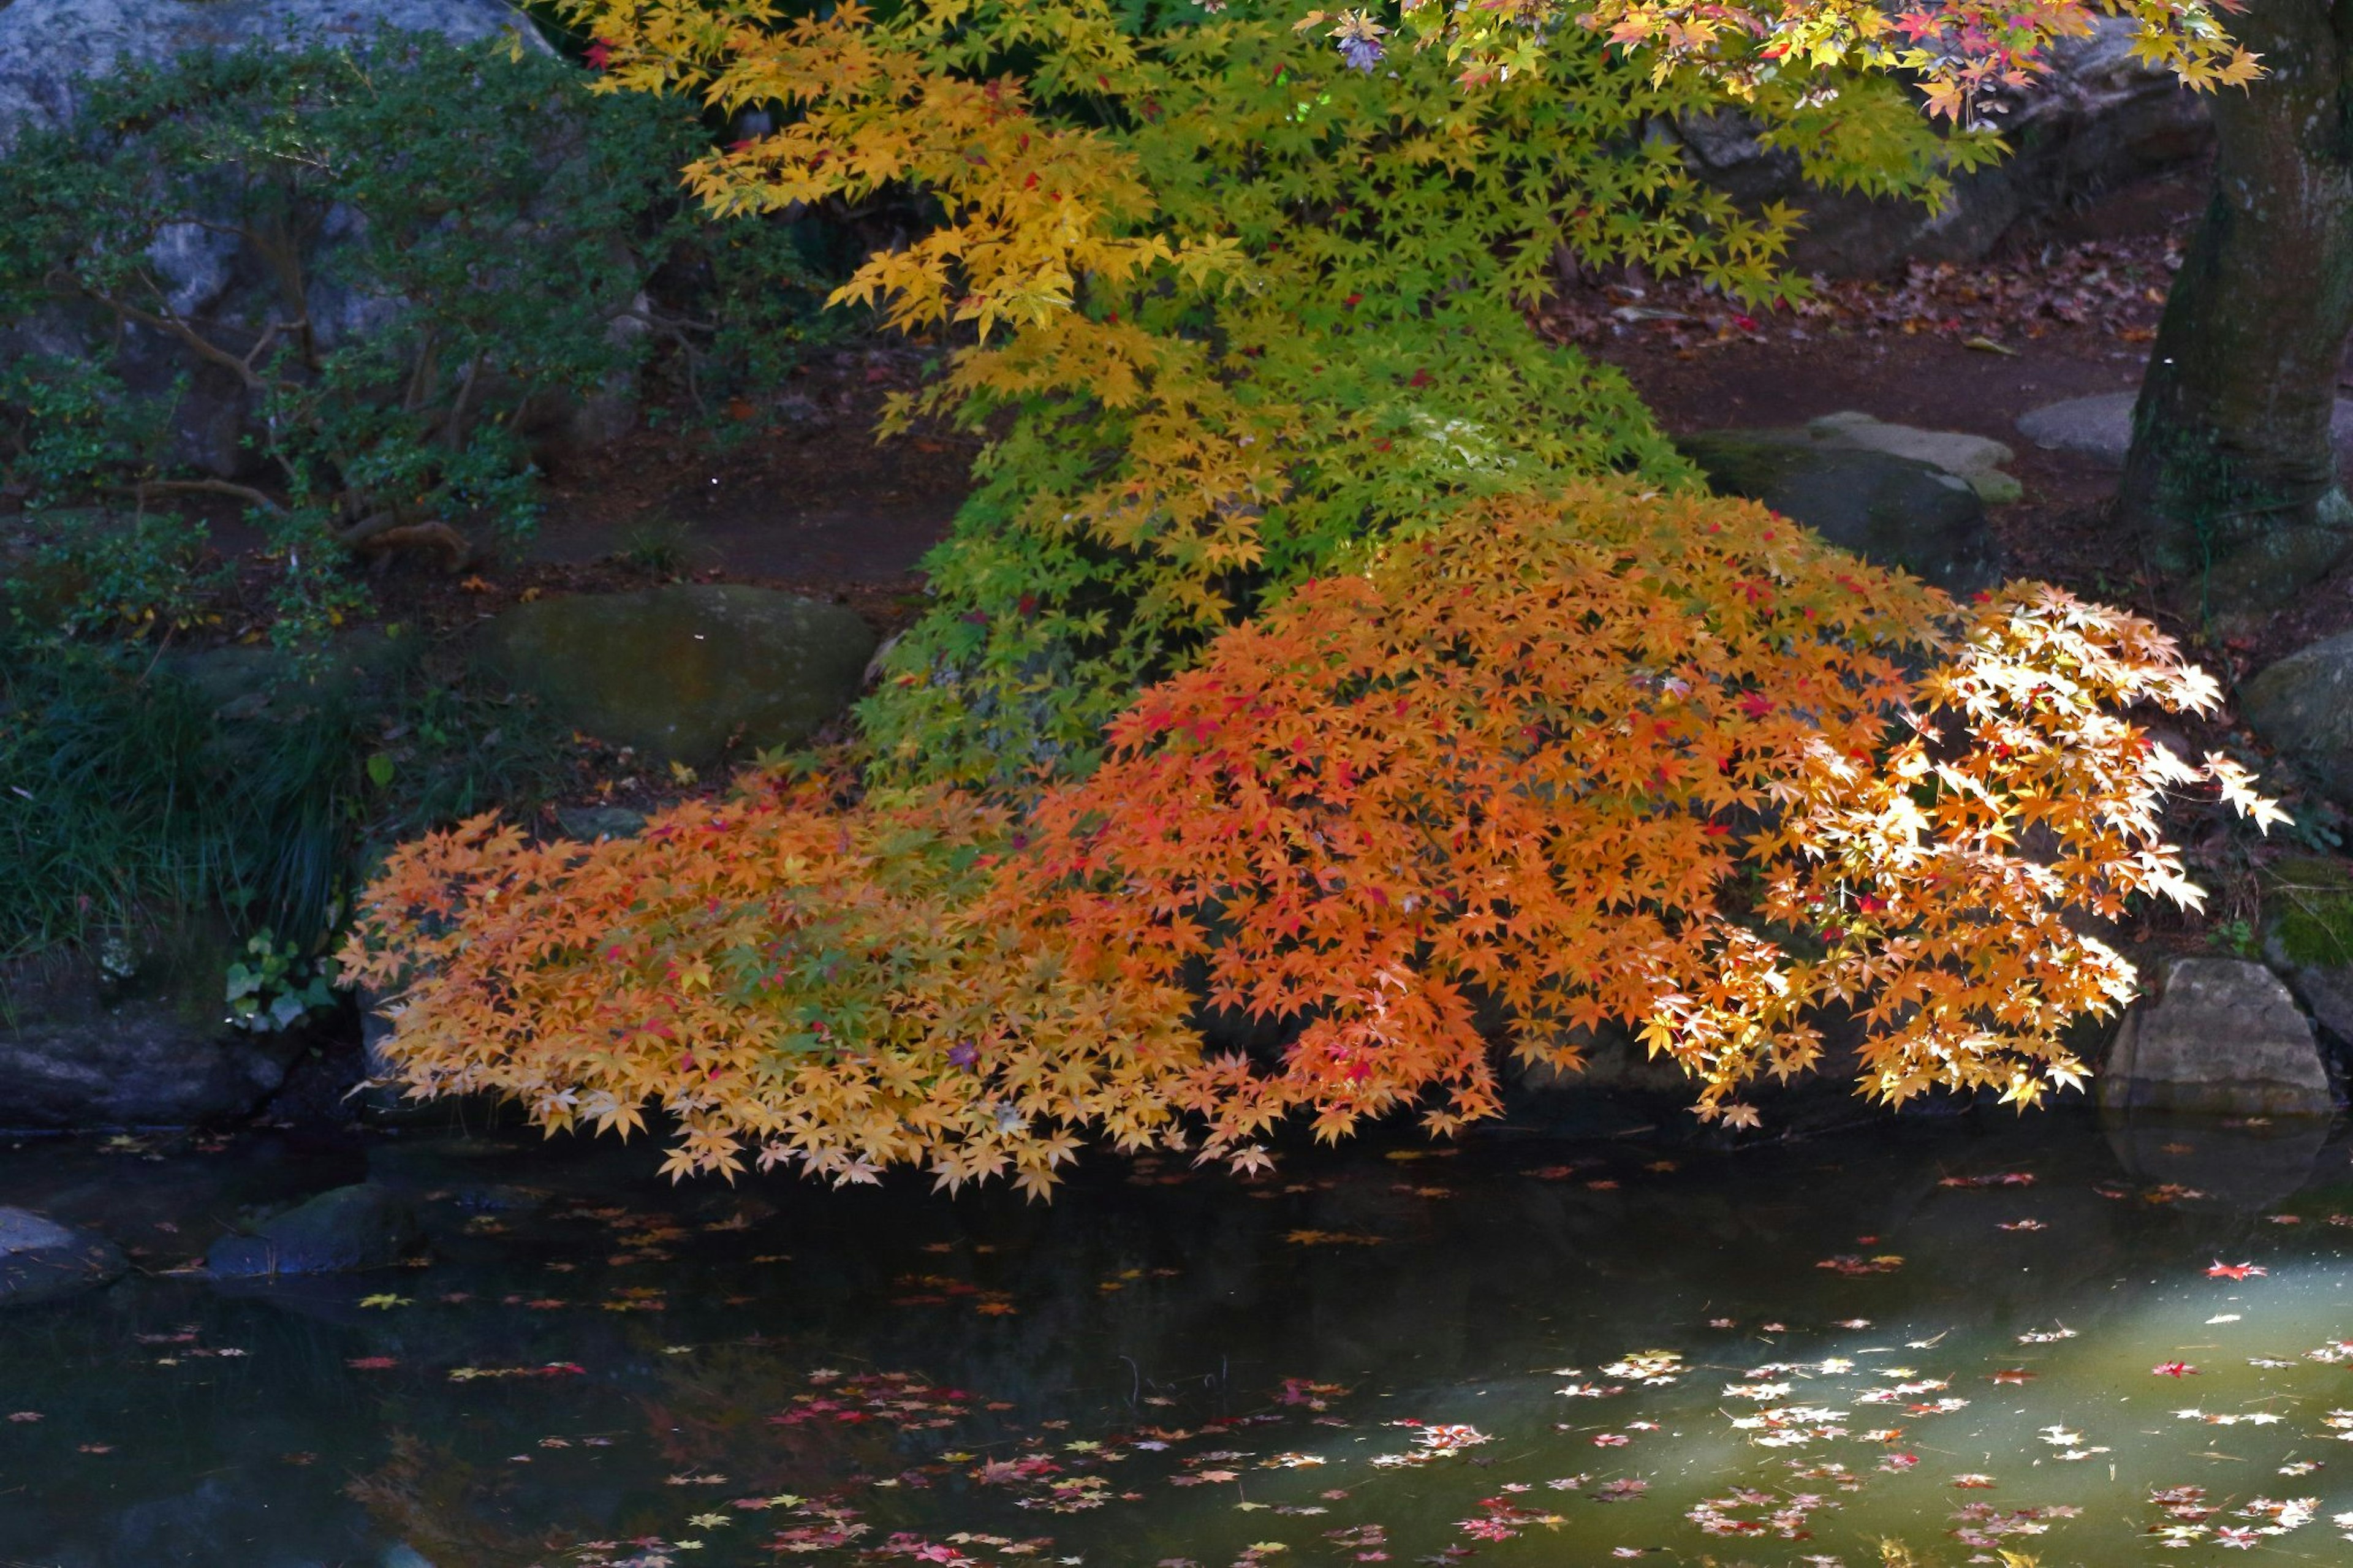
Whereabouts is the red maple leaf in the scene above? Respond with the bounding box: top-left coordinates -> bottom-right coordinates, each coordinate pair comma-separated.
2151,1362 -> 2198,1377
2205,1260 -> 2266,1281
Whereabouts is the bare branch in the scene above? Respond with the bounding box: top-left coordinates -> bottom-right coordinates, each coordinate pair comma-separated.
63,276 -> 273,393
132,477 -> 292,517
330,513 -> 472,570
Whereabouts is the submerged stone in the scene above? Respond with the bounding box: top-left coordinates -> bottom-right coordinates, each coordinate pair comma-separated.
205,1182 -> 421,1278
0,1206 -> 127,1306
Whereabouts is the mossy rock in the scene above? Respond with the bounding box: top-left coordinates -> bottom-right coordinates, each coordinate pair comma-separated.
204,1182 -> 422,1277
479,585 -> 877,768
2243,632 -> 2353,808
1675,429 -> 2002,596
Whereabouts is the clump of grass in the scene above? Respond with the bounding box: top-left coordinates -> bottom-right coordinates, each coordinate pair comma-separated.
0,623 -> 576,977
0,637 -> 228,960
615,510 -> 695,576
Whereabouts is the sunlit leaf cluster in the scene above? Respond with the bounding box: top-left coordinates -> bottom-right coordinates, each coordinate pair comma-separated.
1451,3 -> 2258,124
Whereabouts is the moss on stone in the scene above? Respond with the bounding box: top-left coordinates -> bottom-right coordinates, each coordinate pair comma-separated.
2265,855 -> 2353,969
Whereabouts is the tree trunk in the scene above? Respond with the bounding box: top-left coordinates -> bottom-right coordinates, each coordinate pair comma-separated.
2115,1 -> 2353,617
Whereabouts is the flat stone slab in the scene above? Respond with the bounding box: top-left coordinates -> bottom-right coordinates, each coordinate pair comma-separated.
2018,392 -> 2353,470
2098,956 -> 2333,1116
480,585 -> 878,769
1676,428 -> 2003,595
1806,411 -> 2022,504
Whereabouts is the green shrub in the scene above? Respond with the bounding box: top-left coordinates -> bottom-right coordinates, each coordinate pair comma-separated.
0,32 -> 705,587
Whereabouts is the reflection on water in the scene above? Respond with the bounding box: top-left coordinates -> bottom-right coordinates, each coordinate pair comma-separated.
1,1105 -> 2350,1567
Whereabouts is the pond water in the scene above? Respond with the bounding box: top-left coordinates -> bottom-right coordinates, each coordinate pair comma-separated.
3,1102 -> 2352,1567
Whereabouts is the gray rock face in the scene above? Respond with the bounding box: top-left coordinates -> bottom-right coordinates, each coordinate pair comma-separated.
2018,391 -> 2353,471
2097,956 -> 2333,1116
481,585 -> 878,767
2241,632 -> 2353,808
2280,958 -> 2353,1055
205,1182 -> 421,1276
0,1206 -> 127,1306
1676,428 -> 2003,594
1676,20 -> 2212,278
0,0 -> 547,148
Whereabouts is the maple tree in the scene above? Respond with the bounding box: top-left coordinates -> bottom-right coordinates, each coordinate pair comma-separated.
347,483 -> 2279,1184
547,0 -> 2257,778
341,0 -> 2280,1184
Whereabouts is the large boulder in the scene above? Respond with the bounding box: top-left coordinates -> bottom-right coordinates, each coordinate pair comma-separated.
1675,427 -> 2003,594
0,1009 -> 295,1129
0,0 -> 548,148
2241,632 -> 2353,807
0,1208 -> 127,1306
480,584 -> 878,767
205,1182 -> 421,1276
2097,956 -> 2334,1116
2018,391 -> 2353,471
1675,19 -> 2211,277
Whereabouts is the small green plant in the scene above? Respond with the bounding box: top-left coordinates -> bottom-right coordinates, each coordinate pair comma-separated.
224,930 -> 343,1032
17,507 -> 229,642
2206,917 -> 2258,958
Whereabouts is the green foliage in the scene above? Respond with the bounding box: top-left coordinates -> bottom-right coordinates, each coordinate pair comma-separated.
0,639 -> 230,960
0,621 -> 577,965
2205,917 -> 2257,958
15,508 -> 229,641
664,217 -> 846,430
0,33 -> 704,577
0,355 -> 179,513
224,929 -> 342,1032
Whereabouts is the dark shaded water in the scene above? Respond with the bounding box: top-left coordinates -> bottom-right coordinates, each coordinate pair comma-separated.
2,1104 -> 2352,1567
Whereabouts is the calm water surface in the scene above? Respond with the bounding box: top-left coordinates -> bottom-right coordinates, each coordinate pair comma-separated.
2,1102 -> 2351,1567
